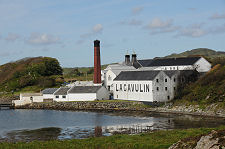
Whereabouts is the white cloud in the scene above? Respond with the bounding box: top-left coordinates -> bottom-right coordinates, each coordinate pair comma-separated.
144,18 -> 179,35
132,6 -> 144,15
26,33 -> 60,45
150,26 -> 180,35
176,23 -> 207,37
121,19 -> 142,26
5,33 -> 20,42
145,18 -> 173,29
209,23 -> 225,34
93,24 -> 103,33
210,12 -> 225,19
80,24 -> 103,39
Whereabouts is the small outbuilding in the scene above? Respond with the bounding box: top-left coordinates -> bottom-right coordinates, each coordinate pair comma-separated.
67,86 -> 109,101
53,87 -> 70,102
42,88 -> 58,100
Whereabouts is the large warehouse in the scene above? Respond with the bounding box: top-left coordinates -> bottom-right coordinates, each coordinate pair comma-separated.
113,70 -> 197,102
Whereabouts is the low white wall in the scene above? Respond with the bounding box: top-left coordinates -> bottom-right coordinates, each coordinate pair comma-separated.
32,96 -> 43,102
43,94 -> 54,99
12,99 -> 32,106
67,93 -> 96,101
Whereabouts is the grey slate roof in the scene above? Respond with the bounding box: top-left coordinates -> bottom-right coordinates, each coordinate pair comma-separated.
54,87 -> 70,95
42,88 -> 58,94
138,57 -> 201,67
68,86 -> 102,94
114,71 -> 160,81
164,71 -> 178,78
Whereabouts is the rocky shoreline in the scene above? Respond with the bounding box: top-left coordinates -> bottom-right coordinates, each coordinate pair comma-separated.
15,101 -> 225,118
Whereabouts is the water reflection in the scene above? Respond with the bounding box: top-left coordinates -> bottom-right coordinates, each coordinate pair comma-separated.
0,109 -> 224,142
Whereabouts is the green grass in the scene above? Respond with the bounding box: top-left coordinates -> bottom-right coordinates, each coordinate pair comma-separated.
1,126 -> 224,149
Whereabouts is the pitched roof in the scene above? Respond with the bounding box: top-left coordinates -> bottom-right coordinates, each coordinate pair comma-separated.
54,87 -> 70,95
114,71 -> 160,81
163,71 -> 178,78
138,57 -> 201,67
68,86 -> 102,93
21,93 -> 42,97
42,88 -> 58,94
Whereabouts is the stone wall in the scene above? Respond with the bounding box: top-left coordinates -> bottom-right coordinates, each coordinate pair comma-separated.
16,101 -> 145,112
15,101 -> 225,118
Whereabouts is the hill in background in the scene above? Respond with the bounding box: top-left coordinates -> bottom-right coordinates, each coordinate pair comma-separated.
0,57 -> 63,93
164,48 -> 225,59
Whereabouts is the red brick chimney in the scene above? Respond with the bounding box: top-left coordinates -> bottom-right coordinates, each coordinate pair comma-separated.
93,40 -> 101,84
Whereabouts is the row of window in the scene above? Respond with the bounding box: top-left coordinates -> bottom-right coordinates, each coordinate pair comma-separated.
156,87 -> 176,91
156,78 -> 176,83
55,95 -> 66,98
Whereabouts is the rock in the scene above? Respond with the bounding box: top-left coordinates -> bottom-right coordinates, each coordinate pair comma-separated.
169,130 -> 225,149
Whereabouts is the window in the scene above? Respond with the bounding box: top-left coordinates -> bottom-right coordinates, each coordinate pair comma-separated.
174,87 -> 176,90
165,87 -> 167,91
167,96 -> 170,100
108,75 -> 112,81
165,78 -> 167,82
62,95 -> 66,98
108,86 -> 110,91
117,95 -> 118,98
157,87 -> 159,91
156,79 -> 159,83
174,78 -> 176,82
56,96 -> 59,98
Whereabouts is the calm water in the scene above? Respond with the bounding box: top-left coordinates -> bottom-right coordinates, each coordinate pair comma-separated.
0,109 -> 224,142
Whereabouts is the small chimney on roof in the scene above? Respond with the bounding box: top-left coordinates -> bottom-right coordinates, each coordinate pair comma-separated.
131,52 -> 137,64
125,53 -> 130,65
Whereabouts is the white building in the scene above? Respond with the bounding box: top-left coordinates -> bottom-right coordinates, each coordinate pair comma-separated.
13,93 -> 43,106
53,87 -> 70,102
67,86 -> 109,101
137,57 -> 211,73
104,64 -> 135,92
42,88 -> 58,99
113,70 -> 179,102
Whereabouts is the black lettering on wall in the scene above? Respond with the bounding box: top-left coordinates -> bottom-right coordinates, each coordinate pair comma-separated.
128,84 -> 131,92
124,84 -> 127,91
131,84 -> 134,92
146,84 -> 150,92
120,84 -> 123,91
140,84 -> 143,92
135,84 -> 139,92
116,84 -> 119,91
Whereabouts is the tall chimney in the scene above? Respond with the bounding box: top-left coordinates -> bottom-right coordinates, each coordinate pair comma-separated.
125,54 -> 130,65
94,40 -> 101,84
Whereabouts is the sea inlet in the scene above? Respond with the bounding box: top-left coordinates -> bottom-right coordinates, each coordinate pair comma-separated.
0,109 -> 224,142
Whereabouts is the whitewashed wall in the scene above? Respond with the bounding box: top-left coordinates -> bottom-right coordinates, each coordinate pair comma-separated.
113,80 -> 153,102
67,93 -> 96,101
194,57 -> 211,72
105,70 -> 117,91
152,71 -> 177,102
12,99 -> 32,106
54,95 -> 68,102
32,96 -> 43,102
43,94 -> 55,99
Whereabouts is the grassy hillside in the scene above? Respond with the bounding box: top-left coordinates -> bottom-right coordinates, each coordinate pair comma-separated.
0,57 -> 63,94
164,48 -> 225,59
63,64 -> 108,81
174,57 -> 225,107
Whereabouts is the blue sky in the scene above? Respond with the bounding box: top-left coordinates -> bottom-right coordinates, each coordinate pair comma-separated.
0,0 -> 225,67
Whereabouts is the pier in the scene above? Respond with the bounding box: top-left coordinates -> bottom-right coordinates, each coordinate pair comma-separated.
0,103 -> 15,110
